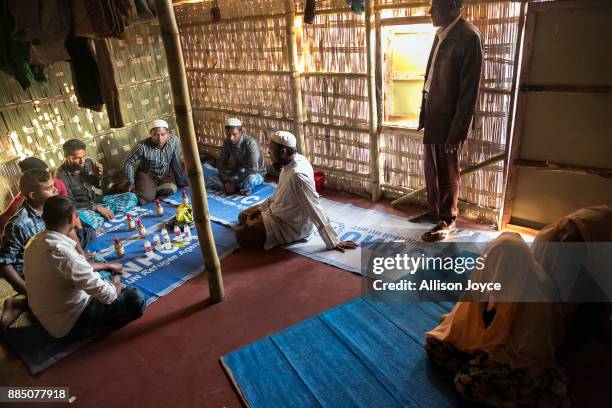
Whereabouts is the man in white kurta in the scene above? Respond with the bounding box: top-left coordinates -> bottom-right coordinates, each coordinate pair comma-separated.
236,131 -> 357,252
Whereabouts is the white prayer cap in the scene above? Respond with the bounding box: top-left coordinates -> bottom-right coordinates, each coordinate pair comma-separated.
225,118 -> 242,127
271,131 -> 296,148
150,119 -> 169,130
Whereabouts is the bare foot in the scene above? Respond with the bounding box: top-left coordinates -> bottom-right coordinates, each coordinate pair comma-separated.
1,298 -> 28,331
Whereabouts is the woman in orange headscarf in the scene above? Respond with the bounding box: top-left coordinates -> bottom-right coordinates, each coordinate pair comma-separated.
425,232 -> 570,407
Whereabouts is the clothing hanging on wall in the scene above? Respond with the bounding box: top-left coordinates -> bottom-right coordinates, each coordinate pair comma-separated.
304,0 -> 316,24
94,38 -> 125,128
134,0 -> 156,21
344,0 -> 364,15
11,0 -> 71,66
0,0 -> 47,90
71,0 -> 137,39
64,34 -> 104,111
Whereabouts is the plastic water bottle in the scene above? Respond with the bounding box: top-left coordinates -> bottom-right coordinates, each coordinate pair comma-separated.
144,240 -> 152,256
183,225 -> 192,241
137,220 -> 147,238
173,225 -> 182,241
126,213 -> 135,230
152,234 -> 161,249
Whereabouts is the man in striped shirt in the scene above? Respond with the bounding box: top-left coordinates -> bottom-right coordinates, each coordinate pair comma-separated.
121,119 -> 184,205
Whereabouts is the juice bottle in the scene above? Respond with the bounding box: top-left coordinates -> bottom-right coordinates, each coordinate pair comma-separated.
114,238 -> 124,258
126,213 -> 135,230
155,199 -> 164,217
137,220 -> 147,238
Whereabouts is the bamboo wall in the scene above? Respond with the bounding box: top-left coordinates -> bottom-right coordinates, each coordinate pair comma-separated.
0,22 -> 175,208
176,0 -> 524,222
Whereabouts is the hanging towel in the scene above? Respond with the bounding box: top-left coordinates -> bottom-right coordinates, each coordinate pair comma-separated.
65,34 -> 103,111
94,38 -> 125,128
304,0 -> 316,24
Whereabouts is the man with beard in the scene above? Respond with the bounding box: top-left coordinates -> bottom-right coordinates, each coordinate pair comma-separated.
56,139 -> 138,231
205,118 -> 266,195
121,119 -> 184,205
235,131 -> 357,252
411,0 -> 483,242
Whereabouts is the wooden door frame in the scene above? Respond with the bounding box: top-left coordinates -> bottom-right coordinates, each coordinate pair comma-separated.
498,0 -> 612,229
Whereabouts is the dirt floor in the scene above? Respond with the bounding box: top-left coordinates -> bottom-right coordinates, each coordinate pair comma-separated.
1,190 -> 607,407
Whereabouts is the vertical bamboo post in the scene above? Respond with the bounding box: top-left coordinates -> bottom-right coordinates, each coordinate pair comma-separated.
155,0 -> 224,302
284,0 -> 306,155
366,0 -> 381,201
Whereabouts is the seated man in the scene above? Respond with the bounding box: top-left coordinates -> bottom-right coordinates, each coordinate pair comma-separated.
0,157 -> 91,240
0,169 -> 90,329
236,131 -> 357,252
56,139 -> 137,231
121,119 -> 184,205
205,118 -> 266,195
25,196 -> 145,339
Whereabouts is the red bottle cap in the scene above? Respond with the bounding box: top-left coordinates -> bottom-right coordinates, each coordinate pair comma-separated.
114,238 -> 120,242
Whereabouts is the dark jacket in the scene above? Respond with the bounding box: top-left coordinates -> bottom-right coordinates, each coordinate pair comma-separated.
418,18 -> 483,145
55,159 -> 103,210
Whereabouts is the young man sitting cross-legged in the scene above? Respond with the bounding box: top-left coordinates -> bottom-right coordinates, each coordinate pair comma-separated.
0,169 -> 95,330
24,196 -> 146,339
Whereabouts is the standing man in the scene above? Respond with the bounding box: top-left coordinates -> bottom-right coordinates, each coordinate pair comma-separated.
236,131 -> 357,252
413,0 -> 483,242
206,118 -> 267,195
121,119 -> 184,205
56,139 -> 138,231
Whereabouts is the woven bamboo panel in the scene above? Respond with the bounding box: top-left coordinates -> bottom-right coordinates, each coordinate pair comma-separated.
294,0 -> 353,14
302,76 -> 369,128
175,0 -> 285,25
0,22 -> 175,207
305,124 -> 371,194
180,17 -> 288,71
187,71 -> 292,118
301,11 -> 366,73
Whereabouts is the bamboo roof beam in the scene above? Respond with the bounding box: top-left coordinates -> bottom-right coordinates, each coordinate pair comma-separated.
155,0 -> 224,302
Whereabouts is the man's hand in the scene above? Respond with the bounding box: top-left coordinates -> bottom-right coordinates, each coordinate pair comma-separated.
106,263 -> 124,275
118,180 -> 135,193
238,206 -> 260,225
333,241 -> 359,253
94,162 -> 104,176
224,181 -> 237,195
444,141 -> 464,154
95,206 -> 115,220
113,274 -> 125,293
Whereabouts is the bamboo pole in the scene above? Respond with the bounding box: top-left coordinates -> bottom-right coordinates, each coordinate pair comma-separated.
391,153 -> 507,207
154,0 -> 224,302
497,0 -> 527,229
366,0 -> 381,201
284,0 -> 306,155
